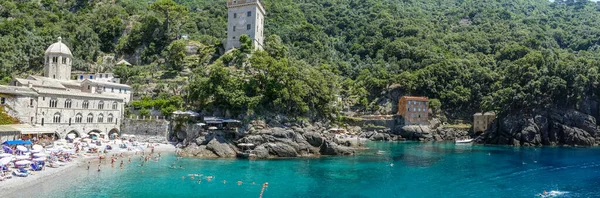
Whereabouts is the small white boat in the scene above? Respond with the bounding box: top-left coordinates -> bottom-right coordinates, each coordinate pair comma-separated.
455,139 -> 473,144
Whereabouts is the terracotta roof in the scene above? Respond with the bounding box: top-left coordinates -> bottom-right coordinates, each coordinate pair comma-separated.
401,96 -> 429,101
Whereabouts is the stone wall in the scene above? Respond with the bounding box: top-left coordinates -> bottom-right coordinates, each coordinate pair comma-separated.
121,118 -> 169,138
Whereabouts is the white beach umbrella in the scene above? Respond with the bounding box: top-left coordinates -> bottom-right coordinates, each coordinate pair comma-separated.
32,145 -> 43,151
67,133 -> 77,139
16,146 -> 28,152
33,157 -> 46,162
0,153 -> 12,158
46,148 -> 59,153
208,126 -> 218,130
15,160 -> 32,166
122,134 -> 129,138
15,155 -> 29,160
0,157 -> 11,165
31,149 -> 42,153
33,153 -> 47,158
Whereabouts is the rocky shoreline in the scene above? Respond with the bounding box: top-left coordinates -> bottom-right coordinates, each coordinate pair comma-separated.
176,108 -> 600,158
178,123 -> 356,159
477,108 -> 599,147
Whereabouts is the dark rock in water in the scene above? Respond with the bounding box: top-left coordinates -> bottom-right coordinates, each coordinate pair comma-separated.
266,142 -> 298,157
205,137 -> 237,157
254,145 -> 269,158
478,108 -> 598,146
369,133 -> 390,141
320,141 -> 354,155
303,132 -> 325,147
400,125 -> 432,140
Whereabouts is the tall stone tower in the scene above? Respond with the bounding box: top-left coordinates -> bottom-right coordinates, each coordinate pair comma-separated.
44,37 -> 73,80
226,0 -> 265,51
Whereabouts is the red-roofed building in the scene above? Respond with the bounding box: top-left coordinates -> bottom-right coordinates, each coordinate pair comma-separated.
398,96 -> 429,125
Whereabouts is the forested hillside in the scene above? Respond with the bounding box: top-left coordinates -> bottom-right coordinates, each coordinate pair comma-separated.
1,0 -> 600,120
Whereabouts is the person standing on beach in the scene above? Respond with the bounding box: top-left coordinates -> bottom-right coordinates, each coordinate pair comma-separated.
97,165 -> 101,172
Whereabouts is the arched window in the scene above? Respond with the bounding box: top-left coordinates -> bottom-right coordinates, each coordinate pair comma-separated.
75,113 -> 82,123
107,114 -> 114,123
64,99 -> 72,108
87,113 -> 94,123
53,113 -> 61,123
98,101 -> 104,109
49,99 -> 57,108
82,101 -> 89,109
112,102 -> 118,110
97,114 -> 104,123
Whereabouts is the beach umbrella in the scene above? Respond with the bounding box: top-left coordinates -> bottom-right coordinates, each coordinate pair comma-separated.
0,153 -> 12,158
122,134 -> 129,138
15,160 -> 32,166
33,145 -> 43,151
3,145 -> 12,154
33,153 -> 47,157
0,157 -> 11,165
16,145 -> 28,152
15,155 -> 29,160
31,149 -> 42,153
33,157 -> 46,162
208,126 -> 218,130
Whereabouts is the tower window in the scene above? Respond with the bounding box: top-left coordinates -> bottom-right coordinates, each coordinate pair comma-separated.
82,101 -> 89,109
87,113 -> 94,123
98,101 -> 104,109
75,114 -> 82,123
247,11 -> 251,17
247,24 -> 251,30
233,26 -> 236,31
234,13 -> 237,18
53,113 -> 61,123
62,57 -> 66,64
64,99 -> 72,108
52,57 -> 57,63
49,99 -> 58,108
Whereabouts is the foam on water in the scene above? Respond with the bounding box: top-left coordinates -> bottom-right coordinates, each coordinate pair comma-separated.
10,142 -> 600,198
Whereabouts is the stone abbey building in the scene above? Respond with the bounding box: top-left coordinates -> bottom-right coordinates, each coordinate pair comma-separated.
0,37 -> 130,140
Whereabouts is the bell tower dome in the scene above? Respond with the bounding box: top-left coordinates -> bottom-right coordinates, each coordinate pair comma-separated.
44,37 -> 73,80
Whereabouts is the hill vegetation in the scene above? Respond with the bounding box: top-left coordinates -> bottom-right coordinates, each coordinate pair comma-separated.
1,0 -> 600,121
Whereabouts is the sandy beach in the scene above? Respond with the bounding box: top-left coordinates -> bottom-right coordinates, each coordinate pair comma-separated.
0,142 -> 176,196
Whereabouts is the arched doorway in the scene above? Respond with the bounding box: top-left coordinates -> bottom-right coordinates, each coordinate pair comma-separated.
108,128 -> 119,140
88,129 -> 102,140
66,130 -> 80,140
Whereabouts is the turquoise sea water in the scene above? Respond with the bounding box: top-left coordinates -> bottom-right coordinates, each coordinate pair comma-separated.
20,142 -> 600,197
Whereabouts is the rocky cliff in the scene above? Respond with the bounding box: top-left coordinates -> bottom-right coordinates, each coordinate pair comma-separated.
477,109 -> 599,146
178,123 -> 355,158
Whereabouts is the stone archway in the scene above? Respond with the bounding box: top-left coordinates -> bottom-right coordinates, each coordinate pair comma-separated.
66,130 -> 80,140
108,128 -> 119,140
88,129 -> 102,139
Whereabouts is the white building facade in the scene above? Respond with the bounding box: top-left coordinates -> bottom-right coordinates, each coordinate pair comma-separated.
0,37 -> 130,140
226,0 -> 266,51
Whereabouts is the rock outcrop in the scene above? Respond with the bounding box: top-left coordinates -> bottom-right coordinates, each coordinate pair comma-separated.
477,109 -> 599,146
179,126 -> 355,159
